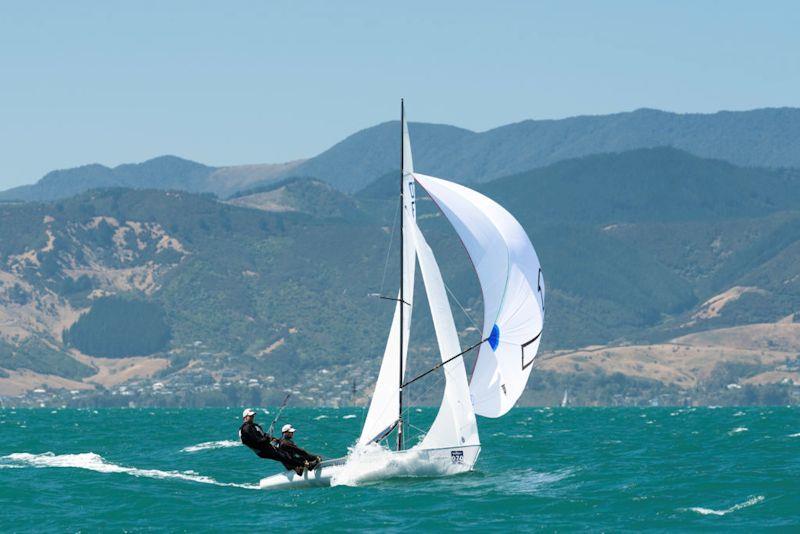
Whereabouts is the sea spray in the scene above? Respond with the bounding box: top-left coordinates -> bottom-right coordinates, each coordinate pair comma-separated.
330,442 -> 469,487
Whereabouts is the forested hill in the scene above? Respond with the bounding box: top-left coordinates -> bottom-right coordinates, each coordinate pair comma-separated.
1,147 -> 799,407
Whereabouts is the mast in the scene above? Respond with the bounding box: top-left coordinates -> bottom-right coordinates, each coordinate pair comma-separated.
397,98 -> 405,451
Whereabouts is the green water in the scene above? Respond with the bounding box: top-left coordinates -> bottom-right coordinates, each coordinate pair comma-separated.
1,407 -> 798,531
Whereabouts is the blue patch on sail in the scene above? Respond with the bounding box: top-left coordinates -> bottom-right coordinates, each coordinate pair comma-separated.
488,324 -> 500,350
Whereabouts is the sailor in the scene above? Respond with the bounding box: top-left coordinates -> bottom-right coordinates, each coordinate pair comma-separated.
278,423 -> 321,470
238,408 -> 305,475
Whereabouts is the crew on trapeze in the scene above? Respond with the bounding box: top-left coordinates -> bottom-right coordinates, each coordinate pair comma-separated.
239,408 -> 320,474
277,423 -> 321,470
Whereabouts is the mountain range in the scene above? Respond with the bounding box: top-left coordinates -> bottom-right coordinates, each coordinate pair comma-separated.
1,108 -> 799,407
4,107 -> 800,201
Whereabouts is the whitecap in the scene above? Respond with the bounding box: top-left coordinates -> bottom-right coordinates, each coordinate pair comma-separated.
503,467 -> 575,495
314,415 -> 328,420
342,414 -> 356,419
1,452 -> 258,490
729,427 -> 748,435
686,495 -> 764,516
789,432 -> 800,438
181,440 -> 241,453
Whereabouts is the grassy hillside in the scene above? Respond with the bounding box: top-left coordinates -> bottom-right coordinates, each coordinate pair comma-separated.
1,147 -> 799,406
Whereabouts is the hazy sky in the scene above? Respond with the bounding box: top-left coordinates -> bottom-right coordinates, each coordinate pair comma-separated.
1,1 -> 798,188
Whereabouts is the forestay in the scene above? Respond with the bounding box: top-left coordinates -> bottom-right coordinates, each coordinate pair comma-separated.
413,174 -> 545,418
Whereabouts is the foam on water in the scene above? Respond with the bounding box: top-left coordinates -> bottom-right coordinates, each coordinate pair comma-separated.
729,427 -> 749,435
0,452 -> 259,490
330,443 -> 461,487
686,495 -> 765,516
503,467 -> 575,495
181,440 -> 241,453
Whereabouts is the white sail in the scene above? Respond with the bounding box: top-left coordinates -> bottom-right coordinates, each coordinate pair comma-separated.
358,112 -> 417,446
413,173 -> 545,418
411,221 -> 479,449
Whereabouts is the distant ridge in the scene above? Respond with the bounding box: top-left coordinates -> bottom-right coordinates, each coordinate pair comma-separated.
0,156 -> 304,202
3,107 -> 800,199
299,107 -> 800,192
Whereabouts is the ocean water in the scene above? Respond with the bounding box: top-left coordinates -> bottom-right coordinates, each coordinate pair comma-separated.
1,407 -> 798,531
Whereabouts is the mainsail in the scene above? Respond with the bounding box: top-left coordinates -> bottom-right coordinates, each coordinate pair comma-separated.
357,111 -> 417,446
413,173 -> 545,418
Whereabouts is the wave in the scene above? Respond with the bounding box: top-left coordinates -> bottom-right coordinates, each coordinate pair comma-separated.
342,414 -> 357,420
686,495 -> 765,516
728,427 -> 748,435
0,452 -> 258,490
789,432 -> 800,438
181,440 -> 241,453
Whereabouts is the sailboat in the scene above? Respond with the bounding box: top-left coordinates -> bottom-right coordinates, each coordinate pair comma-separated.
260,102 -> 545,489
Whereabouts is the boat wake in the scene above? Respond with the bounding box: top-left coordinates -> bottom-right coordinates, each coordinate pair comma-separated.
181,440 -> 241,453
686,495 -> 765,516
0,452 -> 258,490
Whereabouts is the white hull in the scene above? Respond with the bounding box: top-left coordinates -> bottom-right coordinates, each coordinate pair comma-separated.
258,445 -> 480,490
259,457 -> 347,490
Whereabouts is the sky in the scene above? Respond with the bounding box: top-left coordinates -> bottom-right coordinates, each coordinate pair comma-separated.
1,1 -> 799,189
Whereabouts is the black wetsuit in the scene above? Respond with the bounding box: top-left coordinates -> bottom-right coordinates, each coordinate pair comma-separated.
239,421 -> 303,471
278,435 -> 318,466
